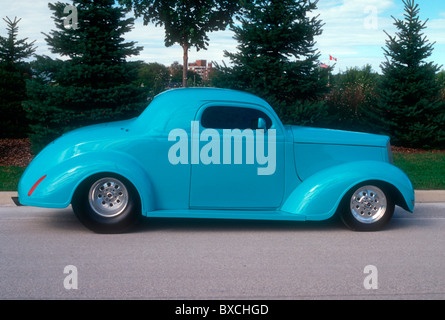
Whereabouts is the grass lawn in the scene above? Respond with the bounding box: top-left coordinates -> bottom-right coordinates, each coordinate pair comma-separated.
393,152 -> 445,190
0,166 -> 26,192
0,152 -> 444,192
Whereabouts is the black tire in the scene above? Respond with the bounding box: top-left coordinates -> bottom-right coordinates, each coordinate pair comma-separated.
72,173 -> 141,233
340,182 -> 395,232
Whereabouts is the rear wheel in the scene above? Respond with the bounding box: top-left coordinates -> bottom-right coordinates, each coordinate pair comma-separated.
72,174 -> 141,233
340,183 -> 395,231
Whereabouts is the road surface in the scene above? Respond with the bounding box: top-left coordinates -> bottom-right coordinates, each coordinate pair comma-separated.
0,203 -> 444,300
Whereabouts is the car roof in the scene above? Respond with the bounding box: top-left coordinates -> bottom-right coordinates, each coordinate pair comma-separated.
134,88 -> 273,134
153,87 -> 269,106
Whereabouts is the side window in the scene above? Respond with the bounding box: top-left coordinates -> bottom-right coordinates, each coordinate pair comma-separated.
201,106 -> 273,130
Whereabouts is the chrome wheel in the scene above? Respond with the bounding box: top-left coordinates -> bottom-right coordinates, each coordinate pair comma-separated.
350,185 -> 387,224
88,177 -> 129,218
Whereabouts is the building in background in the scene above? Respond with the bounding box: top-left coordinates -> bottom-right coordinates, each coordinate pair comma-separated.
188,60 -> 213,80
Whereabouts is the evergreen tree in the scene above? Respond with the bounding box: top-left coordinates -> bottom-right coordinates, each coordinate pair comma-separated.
0,17 -> 36,64
437,70 -> 445,102
213,0 -> 328,124
25,0 -> 148,152
0,17 -> 36,138
377,0 -> 445,148
44,0 -> 142,89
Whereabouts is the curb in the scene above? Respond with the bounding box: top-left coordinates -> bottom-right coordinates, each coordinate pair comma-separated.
0,192 -> 19,206
1,190 -> 445,207
414,190 -> 445,203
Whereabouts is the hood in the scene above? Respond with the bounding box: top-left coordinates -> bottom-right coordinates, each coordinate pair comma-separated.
287,125 -> 389,147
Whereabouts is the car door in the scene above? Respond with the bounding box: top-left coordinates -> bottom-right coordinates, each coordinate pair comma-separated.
189,103 -> 285,209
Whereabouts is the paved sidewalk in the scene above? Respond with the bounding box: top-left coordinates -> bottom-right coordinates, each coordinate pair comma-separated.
1,190 -> 445,207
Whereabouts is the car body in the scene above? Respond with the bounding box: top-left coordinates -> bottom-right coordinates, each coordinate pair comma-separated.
18,88 -> 415,233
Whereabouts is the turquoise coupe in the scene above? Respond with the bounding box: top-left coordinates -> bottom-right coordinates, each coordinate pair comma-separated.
18,88 -> 415,233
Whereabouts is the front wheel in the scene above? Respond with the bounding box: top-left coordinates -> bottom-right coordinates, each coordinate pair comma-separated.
340,183 -> 395,231
72,174 -> 141,233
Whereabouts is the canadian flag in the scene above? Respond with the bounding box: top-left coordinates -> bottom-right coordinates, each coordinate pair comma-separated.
329,55 -> 337,62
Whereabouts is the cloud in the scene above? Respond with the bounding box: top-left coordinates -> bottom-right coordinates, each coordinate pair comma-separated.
425,18 -> 445,44
312,0 -> 398,72
1,0 -> 443,72
126,17 -> 237,66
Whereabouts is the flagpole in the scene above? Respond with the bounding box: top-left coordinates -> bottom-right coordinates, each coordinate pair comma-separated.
328,54 -> 338,86
328,55 -> 331,86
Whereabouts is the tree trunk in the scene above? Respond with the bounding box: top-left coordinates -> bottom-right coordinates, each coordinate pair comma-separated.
182,44 -> 188,88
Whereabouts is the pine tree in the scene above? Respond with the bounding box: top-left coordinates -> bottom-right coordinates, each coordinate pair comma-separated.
377,0 -> 445,148
0,16 -> 36,138
0,17 -> 36,64
25,0 -> 148,152
44,0 -> 142,89
213,0 -> 328,124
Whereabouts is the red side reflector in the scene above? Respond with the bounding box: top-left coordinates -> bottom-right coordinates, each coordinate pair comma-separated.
28,175 -> 47,196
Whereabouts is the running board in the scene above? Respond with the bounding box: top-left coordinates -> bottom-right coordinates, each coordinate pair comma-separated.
144,209 -> 307,222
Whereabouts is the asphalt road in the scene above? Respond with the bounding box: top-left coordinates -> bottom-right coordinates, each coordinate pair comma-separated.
0,204 -> 444,300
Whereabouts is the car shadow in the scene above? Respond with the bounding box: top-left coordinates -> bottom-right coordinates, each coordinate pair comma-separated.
44,207 -> 424,234
133,216 -> 346,233
43,208 -> 89,233
41,208 -> 343,234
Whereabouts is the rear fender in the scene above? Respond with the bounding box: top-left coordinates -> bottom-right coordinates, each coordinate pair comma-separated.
19,152 -> 155,215
281,161 -> 415,221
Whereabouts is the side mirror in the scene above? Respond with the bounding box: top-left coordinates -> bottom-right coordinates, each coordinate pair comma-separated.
257,117 -> 267,131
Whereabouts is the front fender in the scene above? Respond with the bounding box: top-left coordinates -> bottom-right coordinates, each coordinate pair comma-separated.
18,151 -> 155,215
281,161 -> 415,221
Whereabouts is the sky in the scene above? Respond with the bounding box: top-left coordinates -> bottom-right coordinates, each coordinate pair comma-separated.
1,0 -> 444,74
